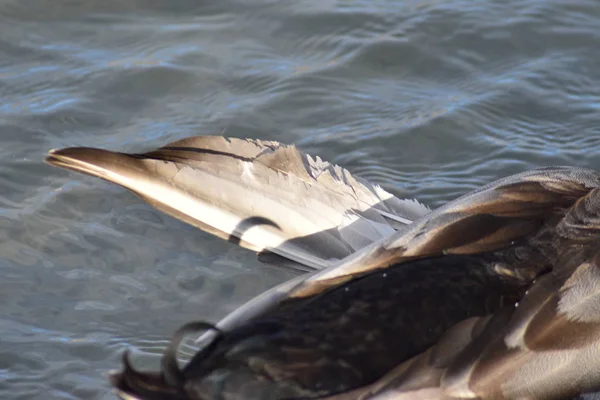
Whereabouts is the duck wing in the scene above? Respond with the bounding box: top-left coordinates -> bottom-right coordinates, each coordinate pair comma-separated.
328,188 -> 600,400
46,136 -> 428,271
215,166 -> 600,333
290,166 -> 600,297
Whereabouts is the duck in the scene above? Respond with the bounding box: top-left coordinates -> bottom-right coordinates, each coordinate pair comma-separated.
46,136 -> 600,400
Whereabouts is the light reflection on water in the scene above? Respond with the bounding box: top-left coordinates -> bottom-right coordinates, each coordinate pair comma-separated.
1,0 -> 600,398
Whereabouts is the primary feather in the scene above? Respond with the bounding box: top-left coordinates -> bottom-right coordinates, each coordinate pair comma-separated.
46,136 -> 428,271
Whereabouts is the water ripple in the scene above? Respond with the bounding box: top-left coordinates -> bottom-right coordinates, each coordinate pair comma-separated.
3,0 -> 600,399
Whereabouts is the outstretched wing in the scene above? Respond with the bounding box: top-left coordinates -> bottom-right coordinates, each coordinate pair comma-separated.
290,166 -> 600,297
215,166 -> 600,333
46,136 -> 429,271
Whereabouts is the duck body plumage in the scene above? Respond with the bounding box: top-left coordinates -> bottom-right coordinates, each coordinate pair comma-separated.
177,254 -> 522,399
46,136 -> 600,400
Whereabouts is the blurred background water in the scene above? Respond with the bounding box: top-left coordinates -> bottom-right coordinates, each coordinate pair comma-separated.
2,0 -> 600,398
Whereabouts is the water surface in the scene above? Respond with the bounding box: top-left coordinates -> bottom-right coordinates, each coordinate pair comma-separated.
2,0 -> 600,398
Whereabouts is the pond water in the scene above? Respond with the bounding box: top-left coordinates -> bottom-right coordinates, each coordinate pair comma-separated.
2,0 -> 600,398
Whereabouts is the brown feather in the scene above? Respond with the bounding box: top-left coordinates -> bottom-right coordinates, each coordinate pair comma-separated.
46,136 -> 429,271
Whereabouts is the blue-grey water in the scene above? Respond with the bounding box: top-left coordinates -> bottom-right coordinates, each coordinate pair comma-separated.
2,0 -> 600,399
